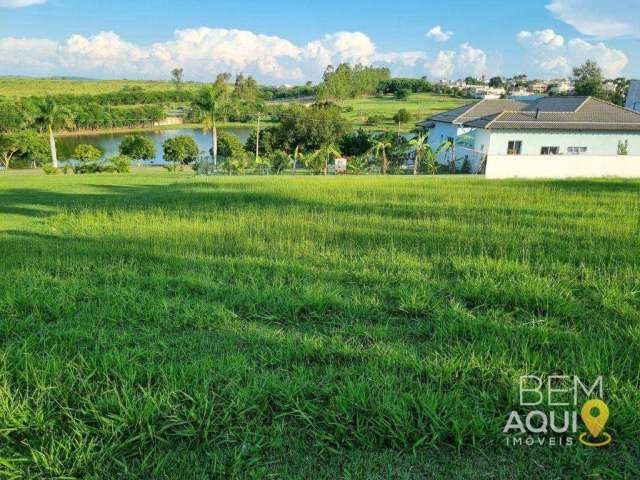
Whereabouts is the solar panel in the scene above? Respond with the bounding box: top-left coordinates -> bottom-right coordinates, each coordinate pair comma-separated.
626,80 -> 640,113
523,96 -> 587,113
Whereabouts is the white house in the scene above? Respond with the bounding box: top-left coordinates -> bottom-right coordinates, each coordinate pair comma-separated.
418,96 -> 640,179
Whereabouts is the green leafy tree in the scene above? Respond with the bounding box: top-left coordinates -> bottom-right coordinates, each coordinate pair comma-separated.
163,136 -> 199,165
119,135 -> 156,163
393,109 -> 411,124
573,60 -> 604,97
339,129 -> 372,157
216,131 -> 245,160
489,77 -> 504,88
394,89 -> 410,100
171,68 -> 184,92
275,103 -> 349,153
0,130 -> 48,169
73,144 -> 103,163
269,150 -> 290,174
233,74 -> 259,101
33,98 -> 73,168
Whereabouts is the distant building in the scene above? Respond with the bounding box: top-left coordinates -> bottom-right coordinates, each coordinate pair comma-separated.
530,81 -> 549,94
417,96 -> 640,179
468,85 -> 506,99
626,80 -> 640,113
549,79 -> 574,95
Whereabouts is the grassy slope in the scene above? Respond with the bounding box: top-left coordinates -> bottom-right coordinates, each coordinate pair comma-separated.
1,174 -> 639,479
338,93 -> 469,131
0,77 -> 203,98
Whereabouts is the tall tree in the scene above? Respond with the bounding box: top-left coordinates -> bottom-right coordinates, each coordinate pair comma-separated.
573,60 -> 604,97
192,74 -> 230,167
33,98 -> 72,168
171,68 -> 184,92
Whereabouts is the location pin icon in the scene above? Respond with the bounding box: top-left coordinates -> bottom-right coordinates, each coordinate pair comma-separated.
581,400 -> 609,438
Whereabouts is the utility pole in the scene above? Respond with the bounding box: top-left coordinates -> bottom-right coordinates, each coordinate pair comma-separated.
255,113 -> 261,163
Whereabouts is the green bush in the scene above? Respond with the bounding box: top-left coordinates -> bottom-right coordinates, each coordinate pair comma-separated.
163,162 -> 181,172
119,135 -> 156,163
269,150 -> 290,174
73,144 -> 103,163
394,89 -> 410,100
163,136 -> 199,164
365,114 -> 384,126
108,154 -> 132,173
42,164 -> 59,175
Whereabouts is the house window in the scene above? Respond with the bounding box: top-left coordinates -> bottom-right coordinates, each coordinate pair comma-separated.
540,146 -> 560,155
567,147 -> 588,155
507,141 -> 522,155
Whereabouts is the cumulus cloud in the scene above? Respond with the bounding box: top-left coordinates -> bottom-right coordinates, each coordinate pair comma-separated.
0,0 -> 45,7
517,28 -> 628,77
457,43 -> 487,77
0,27 -> 492,83
427,26 -> 453,42
425,43 -> 488,79
517,29 -> 564,48
427,51 -> 456,79
546,0 -> 639,39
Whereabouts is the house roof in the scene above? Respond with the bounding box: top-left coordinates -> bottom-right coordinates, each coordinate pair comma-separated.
426,99 -> 528,125
425,96 -> 640,132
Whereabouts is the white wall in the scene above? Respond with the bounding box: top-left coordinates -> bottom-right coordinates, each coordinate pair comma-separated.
484,130 -> 640,156
486,155 -> 640,179
428,121 -> 476,166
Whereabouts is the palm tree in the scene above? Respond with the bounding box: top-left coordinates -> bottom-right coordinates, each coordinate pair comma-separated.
409,133 -> 428,175
437,139 -> 456,174
34,98 -> 72,168
306,144 -> 340,175
192,77 -> 228,168
374,141 -> 392,174
320,144 -> 341,175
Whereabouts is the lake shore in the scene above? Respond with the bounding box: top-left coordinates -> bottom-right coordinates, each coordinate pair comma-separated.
55,121 -> 268,137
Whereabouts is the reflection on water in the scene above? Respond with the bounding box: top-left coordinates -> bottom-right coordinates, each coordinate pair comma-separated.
57,127 -> 252,164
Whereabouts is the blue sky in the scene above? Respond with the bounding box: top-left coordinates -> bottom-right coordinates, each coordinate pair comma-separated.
0,0 -> 638,83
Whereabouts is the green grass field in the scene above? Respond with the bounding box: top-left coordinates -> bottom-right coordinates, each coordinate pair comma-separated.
0,77 -> 203,98
338,93 -> 469,131
1,173 -> 639,478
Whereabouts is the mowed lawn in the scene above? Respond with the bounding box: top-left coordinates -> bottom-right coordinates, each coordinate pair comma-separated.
0,173 -> 639,478
339,93 -> 469,130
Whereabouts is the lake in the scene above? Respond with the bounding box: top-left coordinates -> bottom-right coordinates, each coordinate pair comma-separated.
57,127 -> 252,164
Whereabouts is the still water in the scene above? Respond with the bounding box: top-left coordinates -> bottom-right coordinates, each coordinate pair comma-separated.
57,127 -> 252,164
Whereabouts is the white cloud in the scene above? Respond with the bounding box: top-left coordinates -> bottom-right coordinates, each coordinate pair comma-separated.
517,29 -> 564,48
425,43 -> 488,79
546,0 -> 640,39
457,43 -> 487,77
566,39 -> 629,77
0,28 -> 434,83
426,50 -> 456,79
517,29 -> 628,78
0,0 -> 45,7
427,26 -> 453,42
